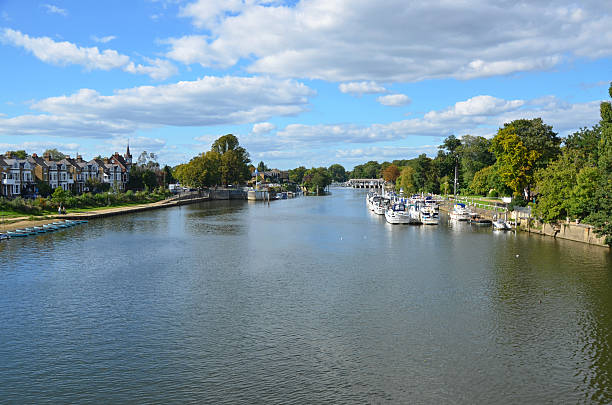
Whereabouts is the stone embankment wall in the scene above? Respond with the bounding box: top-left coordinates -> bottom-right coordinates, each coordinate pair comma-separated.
516,219 -> 608,247
439,200 -> 608,248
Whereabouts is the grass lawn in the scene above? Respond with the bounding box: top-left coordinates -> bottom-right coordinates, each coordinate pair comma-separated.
65,202 -> 155,213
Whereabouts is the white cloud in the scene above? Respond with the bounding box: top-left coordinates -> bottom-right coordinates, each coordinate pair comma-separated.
252,122 -> 276,134
179,0 -> 245,29
0,76 -> 314,137
124,58 -> 178,80
91,35 -> 116,44
424,95 -> 525,121
1,28 -> 176,79
242,95 -> 600,154
43,4 -> 67,16
166,0 -> 612,82
377,94 -> 410,107
0,141 -> 79,152
339,81 -> 386,95
1,28 -> 128,70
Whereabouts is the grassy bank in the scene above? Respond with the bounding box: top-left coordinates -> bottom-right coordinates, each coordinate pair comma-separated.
0,189 -> 172,218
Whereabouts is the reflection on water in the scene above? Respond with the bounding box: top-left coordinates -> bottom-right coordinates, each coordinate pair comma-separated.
0,188 -> 611,403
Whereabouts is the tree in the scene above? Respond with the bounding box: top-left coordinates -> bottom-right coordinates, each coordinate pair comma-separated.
289,166 -> 307,184
173,151 -> 222,189
6,150 -> 27,159
458,135 -> 495,189
257,161 -> 268,172
413,154 -> 436,192
43,148 -> 65,160
382,164 -> 400,183
491,126 -> 541,199
351,161 -> 380,179
585,82 -> 612,245
533,152 -> 580,222
162,165 -> 175,186
564,125 -> 601,165
328,164 -> 347,182
137,151 -> 159,170
438,135 -> 462,188
51,187 -> 70,205
469,165 -> 510,197
501,118 -> 561,168
395,166 -> 416,194
302,167 -> 331,194
210,134 -> 250,186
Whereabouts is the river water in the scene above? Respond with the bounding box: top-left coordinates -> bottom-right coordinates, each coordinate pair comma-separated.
1,188 -> 611,404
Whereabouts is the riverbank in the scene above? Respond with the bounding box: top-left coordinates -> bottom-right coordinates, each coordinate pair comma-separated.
0,193 -> 211,233
439,200 -> 609,248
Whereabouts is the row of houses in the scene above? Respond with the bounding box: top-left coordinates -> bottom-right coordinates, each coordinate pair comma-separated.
0,145 -> 133,198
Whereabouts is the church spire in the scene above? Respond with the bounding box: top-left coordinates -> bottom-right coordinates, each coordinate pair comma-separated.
125,139 -> 132,164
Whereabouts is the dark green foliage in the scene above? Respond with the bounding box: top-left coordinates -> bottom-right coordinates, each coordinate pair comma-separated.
257,161 -> 268,172
289,166 -> 307,184
350,161 -> 381,179
5,150 -> 27,159
302,167 -> 331,194
328,164 -> 347,182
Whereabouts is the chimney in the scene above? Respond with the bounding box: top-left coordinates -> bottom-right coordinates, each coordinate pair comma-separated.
43,152 -> 51,161
103,158 -> 109,164
65,155 -> 71,159
32,153 -> 38,158
77,155 -> 83,162
4,151 -> 12,158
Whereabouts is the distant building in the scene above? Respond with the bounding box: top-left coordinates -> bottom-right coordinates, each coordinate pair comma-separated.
0,143 -> 133,198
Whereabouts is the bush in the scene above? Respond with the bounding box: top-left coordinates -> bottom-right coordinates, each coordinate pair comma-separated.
487,189 -> 499,197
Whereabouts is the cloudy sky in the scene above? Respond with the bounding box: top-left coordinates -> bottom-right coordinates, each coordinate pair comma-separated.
0,0 -> 610,169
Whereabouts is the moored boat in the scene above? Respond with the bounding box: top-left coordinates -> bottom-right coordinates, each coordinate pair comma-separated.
449,203 -> 470,221
493,219 -> 511,230
469,214 -> 492,226
385,203 -> 413,224
420,206 -> 439,225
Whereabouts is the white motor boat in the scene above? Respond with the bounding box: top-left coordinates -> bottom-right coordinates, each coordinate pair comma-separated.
408,204 -> 422,224
449,203 -> 470,221
493,219 -> 512,230
420,206 -> 439,225
385,203 -> 412,224
373,198 -> 391,215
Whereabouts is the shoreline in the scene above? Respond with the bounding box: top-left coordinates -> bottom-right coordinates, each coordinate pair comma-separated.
0,195 -> 210,233
439,200 -> 609,248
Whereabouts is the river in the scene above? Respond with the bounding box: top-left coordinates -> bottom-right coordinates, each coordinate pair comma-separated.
1,188 -> 611,403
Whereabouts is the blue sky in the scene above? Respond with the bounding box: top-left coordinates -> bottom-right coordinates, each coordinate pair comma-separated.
0,0 -> 610,169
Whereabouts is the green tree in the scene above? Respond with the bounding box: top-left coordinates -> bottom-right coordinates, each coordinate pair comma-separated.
533,152 -> 580,222
395,166 -> 416,194
469,165 -> 510,197
458,135 -> 495,189
302,167 -> 331,194
585,82 -> 612,245
564,126 -> 601,165
35,179 -> 52,197
351,161 -> 380,179
6,150 -> 27,159
438,135 -> 462,193
210,134 -> 250,186
491,126 -> 541,198
289,166 -> 307,183
162,165 -> 175,186
51,187 -> 71,205
43,148 -> 65,160
328,164 -> 347,182
257,161 -> 268,172
501,118 -> 561,168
